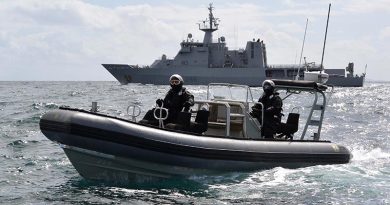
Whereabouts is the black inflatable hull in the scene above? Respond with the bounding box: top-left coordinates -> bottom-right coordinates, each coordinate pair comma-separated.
40,108 -> 351,181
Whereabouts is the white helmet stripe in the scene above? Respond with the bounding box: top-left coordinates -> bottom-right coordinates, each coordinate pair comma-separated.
170,74 -> 184,83
262,80 -> 275,87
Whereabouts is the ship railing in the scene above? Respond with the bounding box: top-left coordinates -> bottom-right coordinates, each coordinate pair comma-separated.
268,64 -> 322,69
129,64 -> 151,69
268,64 -> 304,69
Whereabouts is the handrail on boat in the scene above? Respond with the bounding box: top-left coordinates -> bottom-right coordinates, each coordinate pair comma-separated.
273,82 -> 328,141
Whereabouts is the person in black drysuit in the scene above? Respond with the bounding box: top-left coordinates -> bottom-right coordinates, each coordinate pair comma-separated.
140,74 -> 194,126
250,80 -> 283,138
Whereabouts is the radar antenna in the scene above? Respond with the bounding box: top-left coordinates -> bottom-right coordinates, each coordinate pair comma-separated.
198,3 -> 220,44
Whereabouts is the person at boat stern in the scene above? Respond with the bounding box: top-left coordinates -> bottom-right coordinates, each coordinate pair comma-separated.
250,80 -> 283,138
140,74 -> 195,125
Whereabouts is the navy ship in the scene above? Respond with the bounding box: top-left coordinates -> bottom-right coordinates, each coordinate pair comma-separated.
103,4 -> 365,87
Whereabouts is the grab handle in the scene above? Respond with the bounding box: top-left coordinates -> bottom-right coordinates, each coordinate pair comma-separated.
153,102 -> 168,128
127,103 -> 141,122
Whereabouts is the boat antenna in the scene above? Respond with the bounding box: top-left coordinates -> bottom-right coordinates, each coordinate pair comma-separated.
234,25 -> 238,49
295,18 -> 309,80
320,3 -> 331,72
294,50 -> 298,64
364,64 -> 367,74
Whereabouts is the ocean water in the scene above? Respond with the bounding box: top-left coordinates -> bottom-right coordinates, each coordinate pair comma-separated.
0,81 -> 389,204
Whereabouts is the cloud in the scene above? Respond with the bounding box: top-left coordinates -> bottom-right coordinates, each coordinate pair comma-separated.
0,0 -> 186,80
326,39 -> 377,64
0,0 -> 388,81
380,26 -> 390,39
0,1 -> 278,80
343,0 -> 390,13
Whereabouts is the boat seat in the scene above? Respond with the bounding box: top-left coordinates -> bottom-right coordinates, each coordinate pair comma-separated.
277,112 -> 300,140
165,111 -> 191,131
139,108 -> 160,126
190,110 -> 210,134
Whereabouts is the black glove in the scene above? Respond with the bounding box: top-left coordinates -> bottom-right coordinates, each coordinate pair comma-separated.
156,99 -> 163,107
183,101 -> 192,111
250,107 -> 261,117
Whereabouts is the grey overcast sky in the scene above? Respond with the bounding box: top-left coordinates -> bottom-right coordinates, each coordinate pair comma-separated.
0,0 -> 389,81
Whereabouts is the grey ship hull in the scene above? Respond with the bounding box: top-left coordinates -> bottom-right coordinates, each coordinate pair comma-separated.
326,75 -> 364,87
103,64 -> 364,87
103,64 -> 267,87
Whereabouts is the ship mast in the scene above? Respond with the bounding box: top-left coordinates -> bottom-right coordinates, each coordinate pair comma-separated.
199,3 -> 219,44
320,3 -> 331,71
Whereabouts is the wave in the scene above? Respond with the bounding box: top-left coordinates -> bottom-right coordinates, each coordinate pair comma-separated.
14,114 -> 42,126
7,139 -> 28,148
32,102 -> 59,110
68,90 -> 86,97
351,147 -> 390,162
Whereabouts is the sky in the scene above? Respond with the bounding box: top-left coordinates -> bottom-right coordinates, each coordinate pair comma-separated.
0,0 -> 389,81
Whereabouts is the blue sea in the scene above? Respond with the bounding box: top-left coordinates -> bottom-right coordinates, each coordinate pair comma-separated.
0,81 -> 389,204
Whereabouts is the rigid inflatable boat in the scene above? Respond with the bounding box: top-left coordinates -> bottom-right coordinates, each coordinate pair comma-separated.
40,80 -> 351,181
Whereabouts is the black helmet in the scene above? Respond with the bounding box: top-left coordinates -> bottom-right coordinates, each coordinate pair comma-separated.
262,80 -> 275,95
169,74 -> 184,92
